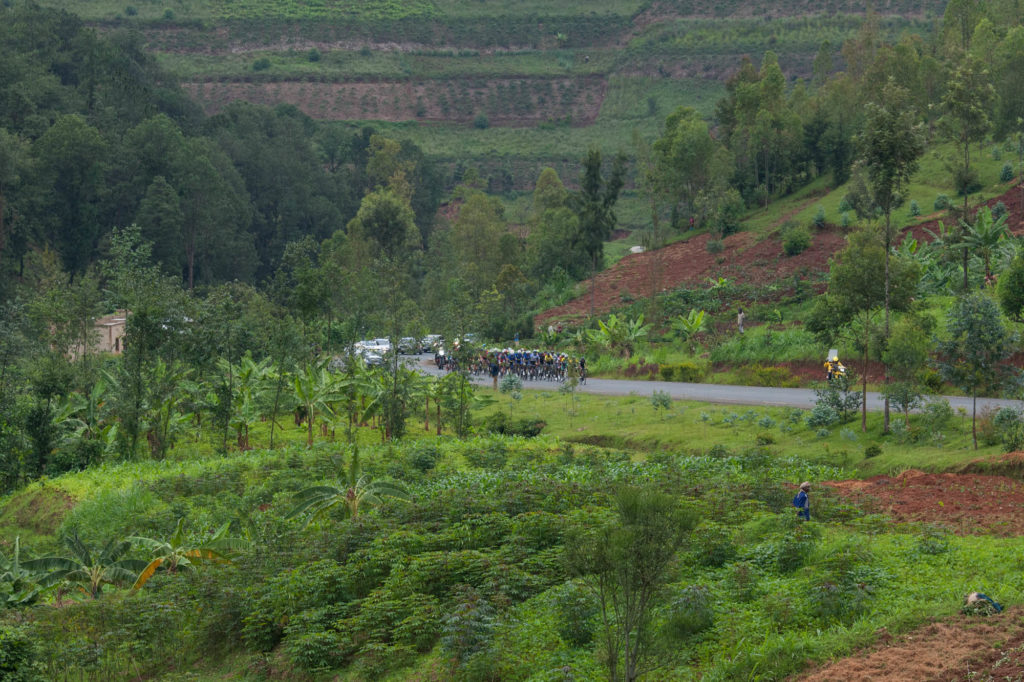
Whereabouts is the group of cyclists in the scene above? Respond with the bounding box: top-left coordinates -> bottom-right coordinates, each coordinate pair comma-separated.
435,347 -> 586,384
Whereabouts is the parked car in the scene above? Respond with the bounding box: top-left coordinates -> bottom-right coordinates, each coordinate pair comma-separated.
398,337 -> 418,354
421,334 -> 443,353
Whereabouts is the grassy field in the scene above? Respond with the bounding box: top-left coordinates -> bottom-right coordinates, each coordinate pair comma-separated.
478,388 -> 999,478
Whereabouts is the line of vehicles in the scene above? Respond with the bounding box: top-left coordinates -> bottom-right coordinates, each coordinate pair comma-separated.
351,334 -> 460,366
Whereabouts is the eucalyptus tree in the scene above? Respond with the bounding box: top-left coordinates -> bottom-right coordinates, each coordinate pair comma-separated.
807,228 -> 919,431
857,78 -> 924,430
936,293 -> 1018,449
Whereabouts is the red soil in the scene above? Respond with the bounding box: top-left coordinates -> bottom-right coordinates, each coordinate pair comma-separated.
794,608 -> 1024,681
826,468 -> 1024,536
537,182 -> 1024,330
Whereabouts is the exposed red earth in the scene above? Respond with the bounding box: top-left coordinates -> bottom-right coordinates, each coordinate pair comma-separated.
535,182 -> 1024,329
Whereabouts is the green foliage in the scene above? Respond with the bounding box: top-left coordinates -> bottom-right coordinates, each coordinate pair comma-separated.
658,361 -> 706,383
663,584 -> 714,639
252,57 -> 271,71
0,624 -> 42,682
909,199 -> 921,216
553,580 -> 597,647
935,193 -> 950,210
936,293 -> 1018,448
1000,162 -> 1015,181
811,374 -> 861,424
482,412 -> 546,437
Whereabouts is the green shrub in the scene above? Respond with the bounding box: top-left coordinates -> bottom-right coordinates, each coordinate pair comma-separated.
706,239 -> 724,254
407,442 -> 441,472
737,364 -> 798,388
921,398 -> 953,432
125,5 -> 137,15
782,225 -> 811,256
934,194 -> 949,210
691,523 -> 736,567
1001,163 -> 1015,182
307,48 -> 321,62
659,361 -> 706,382
664,585 -> 714,639
162,8 -> 173,19
840,211 -> 852,228
992,201 -> 1008,220
864,443 -> 882,458
482,412 -> 546,438
553,581 -> 597,647
908,199 -> 920,217
464,440 -> 508,468
813,205 -> 826,229
0,624 -> 42,681
473,113 -> 489,129
252,57 -> 271,71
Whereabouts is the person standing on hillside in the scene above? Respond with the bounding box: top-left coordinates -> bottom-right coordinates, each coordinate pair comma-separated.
793,481 -> 810,520
737,307 -> 745,334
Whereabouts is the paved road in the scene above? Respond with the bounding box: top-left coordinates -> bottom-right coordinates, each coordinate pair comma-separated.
410,354 -> 1021,414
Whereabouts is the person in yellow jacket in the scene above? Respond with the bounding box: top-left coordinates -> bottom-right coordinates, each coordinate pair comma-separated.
824,355 -> 845,381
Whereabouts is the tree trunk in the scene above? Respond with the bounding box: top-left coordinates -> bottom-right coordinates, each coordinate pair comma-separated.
883,213 -> 891,433
862,342 -> 868,432
972,389 -> 978,450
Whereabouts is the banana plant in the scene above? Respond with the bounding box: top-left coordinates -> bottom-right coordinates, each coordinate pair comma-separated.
286,448 -> 410,527
129,518 -> 249,590
33,534 -> 148,599
293,362 -> 338,446
1,537 -> 49,608
671,309 -> 708,352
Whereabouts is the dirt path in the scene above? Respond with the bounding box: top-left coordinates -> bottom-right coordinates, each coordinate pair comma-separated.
794,608 -> 1024,681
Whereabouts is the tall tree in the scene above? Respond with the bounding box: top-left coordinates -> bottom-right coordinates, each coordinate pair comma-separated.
857,78 -> 924,431
936,293 -> 1017,449
570,149 -> 626,315
807,228 -> 919,431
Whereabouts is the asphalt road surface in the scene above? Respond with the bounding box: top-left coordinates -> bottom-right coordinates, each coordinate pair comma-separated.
410,354 -> 1020,414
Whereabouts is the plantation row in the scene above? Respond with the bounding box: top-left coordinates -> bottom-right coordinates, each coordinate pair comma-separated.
3,435 -> 1021,680
184,76 -> 605,125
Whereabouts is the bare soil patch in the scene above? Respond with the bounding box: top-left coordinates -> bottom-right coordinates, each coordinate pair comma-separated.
794,608 -> 1024,681
826,469 -> 1024,536
537,183 -> 1024,329
536,227 -> 844,327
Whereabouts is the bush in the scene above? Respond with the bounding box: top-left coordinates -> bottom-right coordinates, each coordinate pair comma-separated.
464,440 -> 509,468
737,365 -> 798,388
840,211 -> 852,228
473,113 -> 489,129
0,624 -> 42,681
553,581 -> 597,647
782,225 -> 811,256
691,523 -> 736,567
807,404 -> 839,427
307,48 -> 321,62
992,201 -> 1008,220
1001,163 -> 1015,182
813,205 -> 826,229
706,239 -> 724,254
864,444 -> 882,458
125,5 -> 137,15
407,442 -> 441,472
934,194 -> 949,211
908,199 -> 920,217
252,57 -> 271,71
993,407 -> 1024,451
921,398 -> 953,432
664,585 -> 714,639
659,361 -> 706,382
482,412 -> 546,438
162,8 -> 173,18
